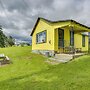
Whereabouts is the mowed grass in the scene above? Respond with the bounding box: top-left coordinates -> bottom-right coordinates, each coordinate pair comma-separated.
0,46 -> 90,90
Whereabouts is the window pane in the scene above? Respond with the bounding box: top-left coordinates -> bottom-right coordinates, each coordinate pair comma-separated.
36,31 -> 46,43
70,31 -> 74,46
82,35 -> 85,47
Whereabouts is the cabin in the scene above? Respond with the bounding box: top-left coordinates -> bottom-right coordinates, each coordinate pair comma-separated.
31,17 -> 90,56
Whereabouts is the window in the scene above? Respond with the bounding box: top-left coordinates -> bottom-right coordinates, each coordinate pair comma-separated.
82,35 -> 85,47
36,30 -> 46,44
70,31 -> 74,46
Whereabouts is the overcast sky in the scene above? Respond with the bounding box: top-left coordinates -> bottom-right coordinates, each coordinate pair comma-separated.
0,0 -> 90,43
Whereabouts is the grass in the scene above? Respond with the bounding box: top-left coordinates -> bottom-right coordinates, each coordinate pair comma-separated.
0,46 -> 90,90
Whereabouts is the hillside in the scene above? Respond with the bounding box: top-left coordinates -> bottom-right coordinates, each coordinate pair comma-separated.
0,46 -> 90,90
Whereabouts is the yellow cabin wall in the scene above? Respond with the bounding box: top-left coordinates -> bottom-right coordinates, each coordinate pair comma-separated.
74,34 -> 88,51
74,34 -> 82,49
32,20 -> 55,50
64,28 -> 70,47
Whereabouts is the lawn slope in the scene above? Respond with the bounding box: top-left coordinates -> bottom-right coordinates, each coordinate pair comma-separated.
0,46 -> 90,90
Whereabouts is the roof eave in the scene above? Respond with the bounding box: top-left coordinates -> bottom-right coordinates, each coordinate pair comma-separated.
30,17 -> 40,36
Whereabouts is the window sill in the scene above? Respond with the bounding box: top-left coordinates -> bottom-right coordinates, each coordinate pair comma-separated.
36,42 -> 46,44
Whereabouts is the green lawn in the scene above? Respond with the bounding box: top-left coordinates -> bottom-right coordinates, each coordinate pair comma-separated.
0,46 -> 90,90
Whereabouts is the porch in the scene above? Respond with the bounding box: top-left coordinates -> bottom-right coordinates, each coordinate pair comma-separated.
54,22 -> 89,54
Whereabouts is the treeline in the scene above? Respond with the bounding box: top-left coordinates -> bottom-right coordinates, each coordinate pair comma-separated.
0,27 -> 15,48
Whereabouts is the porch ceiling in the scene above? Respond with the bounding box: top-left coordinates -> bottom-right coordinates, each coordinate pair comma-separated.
61,24 -> 90,32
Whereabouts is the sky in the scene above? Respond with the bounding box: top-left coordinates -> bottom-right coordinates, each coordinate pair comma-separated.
0,0 -> 90,44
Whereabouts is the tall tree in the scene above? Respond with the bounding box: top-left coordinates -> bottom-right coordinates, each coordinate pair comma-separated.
0,27 -> 6,47
0,26 -> 15,47
7,36 -> 15,46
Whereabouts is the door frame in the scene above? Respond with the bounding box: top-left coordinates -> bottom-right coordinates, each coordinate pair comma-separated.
58,28 -> 64,48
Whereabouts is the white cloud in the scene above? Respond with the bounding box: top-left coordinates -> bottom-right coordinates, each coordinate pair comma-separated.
0,0 -> 90,43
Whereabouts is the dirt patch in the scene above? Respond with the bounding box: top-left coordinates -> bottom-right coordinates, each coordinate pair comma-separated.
45,59 -> 60,65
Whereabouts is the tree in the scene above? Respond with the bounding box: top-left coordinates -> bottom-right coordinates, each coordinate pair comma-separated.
7,36 -> 15,46
0,26 -> 15,47
0,28 -> 7,47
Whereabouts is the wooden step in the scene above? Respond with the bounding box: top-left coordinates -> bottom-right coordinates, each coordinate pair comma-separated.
55,54 -> 73,59
47,53 -> 86,64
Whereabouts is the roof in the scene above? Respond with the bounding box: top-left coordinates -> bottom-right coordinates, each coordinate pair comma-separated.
30,17 -> 90,36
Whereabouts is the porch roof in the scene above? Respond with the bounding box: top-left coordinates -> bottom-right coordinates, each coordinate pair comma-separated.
59,21 -> 90,33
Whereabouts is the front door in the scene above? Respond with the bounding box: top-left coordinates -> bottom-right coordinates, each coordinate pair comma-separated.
58,28 -> 64,48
